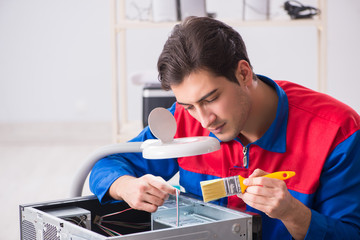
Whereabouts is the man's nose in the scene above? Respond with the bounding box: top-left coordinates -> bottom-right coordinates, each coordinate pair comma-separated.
198,108 -> 216,129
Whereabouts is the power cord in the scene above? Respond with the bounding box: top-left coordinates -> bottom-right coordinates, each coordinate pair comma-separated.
284,0 -> 320,19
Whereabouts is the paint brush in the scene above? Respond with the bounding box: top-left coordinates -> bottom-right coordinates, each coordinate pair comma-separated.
200,171 -> 296,202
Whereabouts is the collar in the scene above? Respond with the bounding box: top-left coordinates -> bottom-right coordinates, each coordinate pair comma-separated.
254,75 -> 288,153
209,75 -> 288,153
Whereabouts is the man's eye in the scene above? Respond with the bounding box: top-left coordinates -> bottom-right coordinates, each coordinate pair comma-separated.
206,96 -> 218,103
185,105 -> 194,111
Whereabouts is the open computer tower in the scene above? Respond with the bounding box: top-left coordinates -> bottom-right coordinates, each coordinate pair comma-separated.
20,193 -> 261,240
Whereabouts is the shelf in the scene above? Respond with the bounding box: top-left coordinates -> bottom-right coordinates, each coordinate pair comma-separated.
115,18 -> 323,31
111,0 -> 327,143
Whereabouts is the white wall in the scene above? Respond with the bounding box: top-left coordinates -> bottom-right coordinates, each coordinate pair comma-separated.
0,0 -> 112,122
327,0 -> 360,112
0,0 -> 359,124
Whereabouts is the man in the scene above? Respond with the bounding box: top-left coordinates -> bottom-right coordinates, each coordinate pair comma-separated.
90,17 -> 360,239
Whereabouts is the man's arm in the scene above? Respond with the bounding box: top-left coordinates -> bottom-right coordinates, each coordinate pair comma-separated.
89,105 -> 180,205
240,169 -> 311,239
241,131 -> 360,239
89,147 -> 179,204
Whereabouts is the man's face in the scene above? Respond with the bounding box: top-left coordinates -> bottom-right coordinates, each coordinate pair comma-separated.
171,69 -> 252,142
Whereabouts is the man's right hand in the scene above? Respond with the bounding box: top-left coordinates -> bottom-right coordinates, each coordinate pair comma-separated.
109,174 -> 177,213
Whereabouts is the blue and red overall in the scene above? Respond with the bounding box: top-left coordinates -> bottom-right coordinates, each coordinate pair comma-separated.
90,75 -> 360,239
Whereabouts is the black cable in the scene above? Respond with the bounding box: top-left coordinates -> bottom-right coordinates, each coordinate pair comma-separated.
284,0 -> 320,19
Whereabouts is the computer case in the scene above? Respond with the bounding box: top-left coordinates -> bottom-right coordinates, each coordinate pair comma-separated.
20,194 -> 261,240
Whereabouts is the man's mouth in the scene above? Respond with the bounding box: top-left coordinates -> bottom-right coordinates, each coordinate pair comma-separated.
209,123 -> 225,134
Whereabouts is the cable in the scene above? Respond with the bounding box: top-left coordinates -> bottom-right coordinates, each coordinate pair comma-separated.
100,207 -> 133,218
94,207 -> 150,237
284,0 -> 320,19
63,216 -> 87,228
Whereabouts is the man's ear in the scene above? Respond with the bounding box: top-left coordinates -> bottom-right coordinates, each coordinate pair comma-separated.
235,60 -> 253,87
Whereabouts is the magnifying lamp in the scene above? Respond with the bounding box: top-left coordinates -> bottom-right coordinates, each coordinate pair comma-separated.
70,108 -> 220,197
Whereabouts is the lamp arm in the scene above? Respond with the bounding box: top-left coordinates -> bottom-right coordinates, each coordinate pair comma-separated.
70,142 -> 143,198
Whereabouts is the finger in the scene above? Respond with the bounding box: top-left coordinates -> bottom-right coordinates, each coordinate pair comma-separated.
144,184 -> 170,203
146,175 -> 178,195
241,193 -> 273,214
242,191 -> 268,205
142,204 -> 158,213
241,187 -> 290,219
142,190 -> 167,207
248,168 -> 269,178
242,183 -> 289,208
130,187 -> 166,212
130,199 -> 159,213
244,185 -> 270,197
125,188 -> 160,213
242,184 -> 284,206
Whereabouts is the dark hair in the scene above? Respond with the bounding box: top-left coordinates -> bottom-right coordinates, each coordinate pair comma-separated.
157,16 -> 253,90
